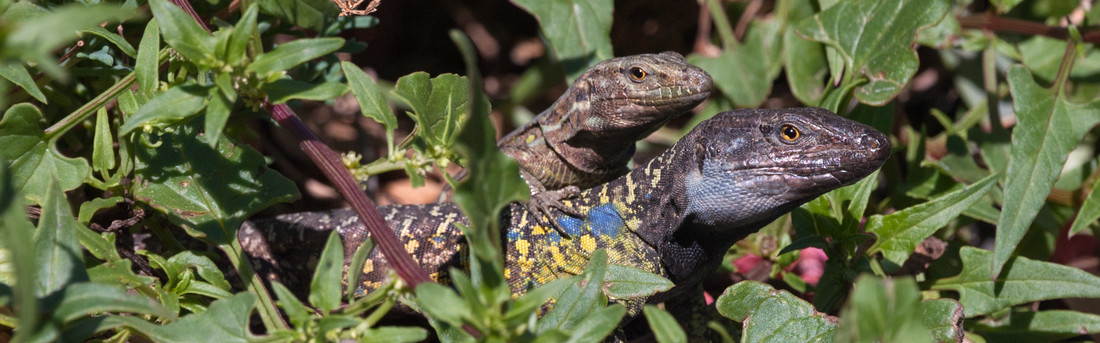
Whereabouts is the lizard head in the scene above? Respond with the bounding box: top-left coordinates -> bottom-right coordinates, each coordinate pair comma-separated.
575,51 -> 713,137
681,108 -> 890,233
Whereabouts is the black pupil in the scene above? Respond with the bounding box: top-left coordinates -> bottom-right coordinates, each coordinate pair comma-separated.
783,126 -> 797,139
631,68 -> 645,79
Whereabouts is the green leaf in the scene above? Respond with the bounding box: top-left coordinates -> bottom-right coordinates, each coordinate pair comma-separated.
643,305 -> 686,343
415,282 -> 472,328
2,2 -> 136,78
539,249 -> 610,335
392,72 -> 472,154
80,26 -> 137,58
345,237 -> 374,302
131,123 -> 299,244
564,303 -> 625,343
988,0 -> 1023,13
119,82 -> 209,136
715,281 -> 837,342
261,79 -> 349,104
866,174 -> 996,271
688,22 -> 775,108
993,65 -> 1100,278
835,276 -> 932,343
105,292 -> 255,343
0,104 -> 90,205
49,282 -> 173,323
972,309 -> 1100,342
360,326 -> 430,343
148,0 -> 216,67
510,0 -> 614,83
74,220 -> 122,262
795,0 -> 949,105
34,178 -> 88,297
783,29 -> 827,106
0,158 -> 41,342
341,61 -> 398,142
86,260 -> 158,296
136,20 -> 160,96
504,278 -> 569,323
247,37 -> 345,78
1070,182 -> 1100,235
204,86 -> 232,148
603,265 -> 674,299
257,0 -> 338,32
309,231 -> 344,312
165,251 -> 231,292
931,247 -> 1100,317
271,282 -> 312,328
919,299 -> 964,343
225,4 -> 258,67
92,109 -> 116,175
0,62 -> 47,103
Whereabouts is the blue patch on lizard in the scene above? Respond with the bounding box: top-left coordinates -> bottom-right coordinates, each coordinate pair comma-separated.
587,203 -> 624,236
556,215 -> 585,237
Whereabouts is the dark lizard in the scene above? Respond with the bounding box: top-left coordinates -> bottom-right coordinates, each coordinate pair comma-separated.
240,108 -> 891,335
496,51 -> 712,227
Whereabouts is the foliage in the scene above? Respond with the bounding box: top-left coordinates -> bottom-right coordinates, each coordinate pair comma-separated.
2,0 -> 1100,341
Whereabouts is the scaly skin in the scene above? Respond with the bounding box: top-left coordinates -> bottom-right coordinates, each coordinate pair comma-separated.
241,108 -> 891,331
498,51 -> 712,225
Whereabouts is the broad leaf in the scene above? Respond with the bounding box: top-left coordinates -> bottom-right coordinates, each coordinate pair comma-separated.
932,247 -> 1100,317
993,66 -> 1100,277
835,276 -> 932,343
565,304 -> 626,343
510,0 -> 613,83
0,159 -> 41,342
342,61 -> 398,144
104,292 -> 255,343
867,174 -> 996,271
415,282 -> 473,328
716,281 -> 838,342
0,63 -> 47,103
247,37 -> 345,79
393,72 -> 476,165
688,21 -> 777,108
796,0 -> 949,105
119,82 -> 209,135
0,104 -> 90,205
131,123 -> 299,244
919,299 -> 964,343
539,249 -> 610,335
309,231 -> 345,312
48,282 -> 173,323
603,265 -> 674,299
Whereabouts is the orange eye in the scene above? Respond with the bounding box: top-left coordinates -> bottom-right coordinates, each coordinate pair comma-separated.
780,124 -> 800,142
630,67 -> 647,80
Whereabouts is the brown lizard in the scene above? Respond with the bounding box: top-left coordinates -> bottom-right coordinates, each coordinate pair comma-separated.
498,51 -> 712,229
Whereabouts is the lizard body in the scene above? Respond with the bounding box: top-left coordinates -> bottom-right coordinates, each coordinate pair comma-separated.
498,52 -> 712,221
242,108 -> 890,324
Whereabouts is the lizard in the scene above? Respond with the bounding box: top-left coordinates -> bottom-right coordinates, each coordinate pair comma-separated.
495,51 -> 712,231
240,107 -> 891,336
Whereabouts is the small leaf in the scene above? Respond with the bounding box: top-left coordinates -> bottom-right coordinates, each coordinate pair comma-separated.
80,26 -> 137,57
993,66 -> 1100,278
49,282 -> 174,323
564,304 -> 626,343
539,249 -> 610,335
204,86 -> 232,148
971,309 -> 1100,342
603,265 -> 674,299
92,109 -> 116,175
309,231 -> 344,312
119,82 -> 209,136
0,104 -> 90,205
715,281 -> 838,342
835,276 -> 932,343
136,20 -> 160,96
225,4 -> 258,67
931,247 -> 1100,317
148,0 -> 216,67
392,72 -> 471,152
271,282 -> 312,328
34,178 -> 89,297
359,326 -> 429,343
341,61 -> 397,140
345,237 -> 374,302
261,79 -> 349,104
644,305 -> 687,343
415,282 -> 472,328
510,0 -> 613,83
866,174 -> 996,271
0,63 -> 47,103
247,37 -> 345,78
796,0 -> 950,105
505,278 -> 569,322
1069,183 -> 1100,235
102,292 -> 255,343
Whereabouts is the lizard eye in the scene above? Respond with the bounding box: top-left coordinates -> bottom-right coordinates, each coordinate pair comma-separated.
780,124 -> 800,142
629,67 -> 647,81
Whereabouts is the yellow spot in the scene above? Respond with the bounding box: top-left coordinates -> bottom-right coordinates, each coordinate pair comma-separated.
517,239 -> 530,256
580,235 -> 597,253
404,240 -> 420,255
525,133 -> 536,144
362,259 -> 374,274
532,224 -> 545,235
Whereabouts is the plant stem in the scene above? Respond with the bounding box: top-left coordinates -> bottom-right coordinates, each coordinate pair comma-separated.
705,0 -> 740,51
222,240 -> 289,330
